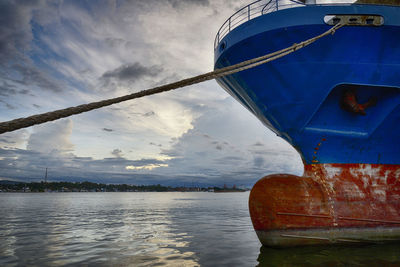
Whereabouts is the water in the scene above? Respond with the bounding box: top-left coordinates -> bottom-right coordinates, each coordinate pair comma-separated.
0,192 -> 400,267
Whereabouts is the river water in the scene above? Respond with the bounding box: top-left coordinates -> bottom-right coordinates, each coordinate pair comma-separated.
0,192 -> 399,266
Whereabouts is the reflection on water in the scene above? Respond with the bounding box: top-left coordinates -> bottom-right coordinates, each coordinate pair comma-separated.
1,192 -> 399,266
0,193 -> 201,266
257,243 -> 400,267
0,192 -> 258,266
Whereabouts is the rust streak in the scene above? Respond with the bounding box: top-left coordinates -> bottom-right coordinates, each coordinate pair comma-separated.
276,212 -> 400,224
280,234 -> 329,240
339,216 -> 400,224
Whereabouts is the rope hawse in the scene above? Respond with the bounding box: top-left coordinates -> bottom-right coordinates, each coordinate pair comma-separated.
0,24 -> 344,135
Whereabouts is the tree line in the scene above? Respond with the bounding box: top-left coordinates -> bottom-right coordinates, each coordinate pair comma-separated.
0,181 -> 227,192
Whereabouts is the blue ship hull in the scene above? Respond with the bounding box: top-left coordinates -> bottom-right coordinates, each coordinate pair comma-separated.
214,4 -> 400,165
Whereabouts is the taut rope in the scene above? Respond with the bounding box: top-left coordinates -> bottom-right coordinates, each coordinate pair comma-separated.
0,24 -> 344,134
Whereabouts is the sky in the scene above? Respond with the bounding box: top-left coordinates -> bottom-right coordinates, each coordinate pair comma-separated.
0,0 -> 309,187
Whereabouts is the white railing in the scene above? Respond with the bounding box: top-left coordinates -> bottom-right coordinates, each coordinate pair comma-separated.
214,0 -> 306,50
214,0 -> 365,50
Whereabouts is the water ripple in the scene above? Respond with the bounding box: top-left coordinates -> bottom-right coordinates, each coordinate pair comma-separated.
2,192 -> 397,266
0,192 -> 256,266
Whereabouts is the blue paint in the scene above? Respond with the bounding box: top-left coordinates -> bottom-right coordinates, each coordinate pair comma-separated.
214,4 -> 400,165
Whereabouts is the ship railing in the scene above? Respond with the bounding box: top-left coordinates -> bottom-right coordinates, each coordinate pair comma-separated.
214,0 -> 306,50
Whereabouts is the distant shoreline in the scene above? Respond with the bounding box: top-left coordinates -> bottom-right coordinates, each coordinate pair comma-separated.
0,180 -> 249,193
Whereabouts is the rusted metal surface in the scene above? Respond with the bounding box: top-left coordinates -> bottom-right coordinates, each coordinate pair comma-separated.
340,88 -> 377,115
249,164 -> 400,246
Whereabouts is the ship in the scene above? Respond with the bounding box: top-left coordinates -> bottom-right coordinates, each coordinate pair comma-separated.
214,0 -> 400,246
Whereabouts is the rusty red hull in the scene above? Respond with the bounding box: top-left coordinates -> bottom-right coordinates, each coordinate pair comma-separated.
249,164 -> 400,247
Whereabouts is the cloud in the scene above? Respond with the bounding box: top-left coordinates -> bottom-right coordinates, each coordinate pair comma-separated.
12,64 -> 63,92
166,0 -> 210,8
27,119 -> 74,154
158,97 -> 303,184
0,146 -> 175,184
0,99 -> 16,109
253,156 -> 265,168
0,80 -> 32,108
126,163 -> 168,171
0,1 -> 36,63
115,97 -> 197,139
252,141 -> 264,147
111,148 -> 123,158
0,0 -> 304,187
149,142 -> 162,147
0,129 -> 28,148
143,111 -> 155,117
0,81 -> 17,96
0,0 -> 68,105
102,62 -> 162,82
104,37 -> 125,48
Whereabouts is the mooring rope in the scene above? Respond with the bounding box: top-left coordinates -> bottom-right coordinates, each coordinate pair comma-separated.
0,24 -> 344,134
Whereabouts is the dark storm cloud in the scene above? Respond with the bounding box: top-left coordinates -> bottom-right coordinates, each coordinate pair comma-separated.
102,63 -> 163,82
